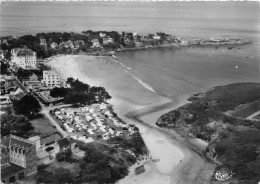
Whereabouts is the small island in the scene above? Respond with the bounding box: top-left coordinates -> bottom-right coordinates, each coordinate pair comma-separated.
156,83 -> 260,183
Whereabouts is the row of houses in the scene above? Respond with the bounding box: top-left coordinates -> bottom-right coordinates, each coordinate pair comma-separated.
44,36 -> 114,50
5,33 -> 176,59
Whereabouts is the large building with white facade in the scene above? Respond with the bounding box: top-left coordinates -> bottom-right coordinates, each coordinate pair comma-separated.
11,47 -> 37,69
42,70 -> 61,87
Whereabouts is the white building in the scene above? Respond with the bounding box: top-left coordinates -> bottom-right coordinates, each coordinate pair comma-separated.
91,39 -> 100,48
42,70 -> 61,87
28,135 -> 41,150
0,50 -> 4,60
133,32 -> 138,37
50,42 -> 58,49
102,37 -> 114,45
40,38 -> 47,47
153,35 -> 161,40
99,32 -> 106,38
11,47 -> 37,69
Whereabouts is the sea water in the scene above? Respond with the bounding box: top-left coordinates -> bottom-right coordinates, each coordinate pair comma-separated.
1,1 -> 259,117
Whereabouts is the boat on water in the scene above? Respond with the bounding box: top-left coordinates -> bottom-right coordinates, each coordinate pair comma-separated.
135,165 -> 145,175
152,158 -> 160,162
112,55 -> 117,59
235,65 -> 239,69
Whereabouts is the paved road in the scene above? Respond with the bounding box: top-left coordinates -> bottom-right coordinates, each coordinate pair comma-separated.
39,104 -> 68,138
10,72 -> 29,94
10,69 -> 68,138
246,110 -> 260,120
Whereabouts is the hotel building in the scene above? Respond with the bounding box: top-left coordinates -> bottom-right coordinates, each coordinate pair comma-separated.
11,47 -> 37,69
42,70 -> 61,87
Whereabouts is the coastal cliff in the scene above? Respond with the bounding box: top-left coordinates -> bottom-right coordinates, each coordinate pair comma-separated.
156,83 -> 260,183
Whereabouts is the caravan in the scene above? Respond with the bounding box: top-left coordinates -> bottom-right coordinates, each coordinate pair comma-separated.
0,96 -> 11,105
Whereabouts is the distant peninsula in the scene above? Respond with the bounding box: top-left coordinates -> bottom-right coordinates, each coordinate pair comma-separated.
156,82 -> 260,183
0,30 -> 250,60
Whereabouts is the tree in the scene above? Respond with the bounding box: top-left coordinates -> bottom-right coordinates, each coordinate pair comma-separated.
70,163 -> 81,178
13,95 -> 41,117
67,78 -> 90,92
1,112 -> 34,138
89,86 -> 111,103
128,133 -> 146,155
110,31 -> 121,43
34,44 -> 48,58
36,32 -> 48,40
119,37 -> 126,47
66,77 -> 75,84
18,35 -> 39,49
47,32 -> 62,44
56,148 -> 72,162
126,33 -> 134,41
122,31 -> 126,38
62,32 -> 71,42
55,168 -> 73,183
64,92 -> 89,105
16,68 -> 32,79
50,87 -> 68,97
156,32 -> 167,40
0,61 -> 10,75
148,33 -> 154,39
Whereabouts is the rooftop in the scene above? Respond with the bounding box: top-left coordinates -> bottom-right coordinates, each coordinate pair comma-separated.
57,138 -> 70,148
0,75 -> 15,81
17,48 -> 35,57
28,135 -> 41,142
43,70 -> 59,76
40,133 -> 62,145
1,163 -> 25,179
92,39 -> 99,43
12,48 -> 21,54
1,134 -> 35,154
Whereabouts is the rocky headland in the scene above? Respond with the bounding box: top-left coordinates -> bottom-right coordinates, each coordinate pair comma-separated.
156,83 -> 260,183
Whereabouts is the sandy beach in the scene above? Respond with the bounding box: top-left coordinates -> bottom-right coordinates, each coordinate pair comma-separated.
48,55 -> 214,184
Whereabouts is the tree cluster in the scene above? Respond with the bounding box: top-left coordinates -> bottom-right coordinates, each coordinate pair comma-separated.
12,94 -> 41,118
1,107 -> 34,138
214,130 -> 260,182
56,148 -> 72,162
36,142 -> 129,184
76,143 -> 128,184
50,77 -> 111,105
0,61 -> 10,75
50,87 -> 69,98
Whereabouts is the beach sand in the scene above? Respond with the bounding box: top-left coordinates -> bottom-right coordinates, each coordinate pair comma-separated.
48,55 -> 213,184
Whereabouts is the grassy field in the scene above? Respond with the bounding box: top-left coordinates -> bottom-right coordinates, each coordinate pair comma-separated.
30,115 -> 57,137
231,101 -> 260,118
